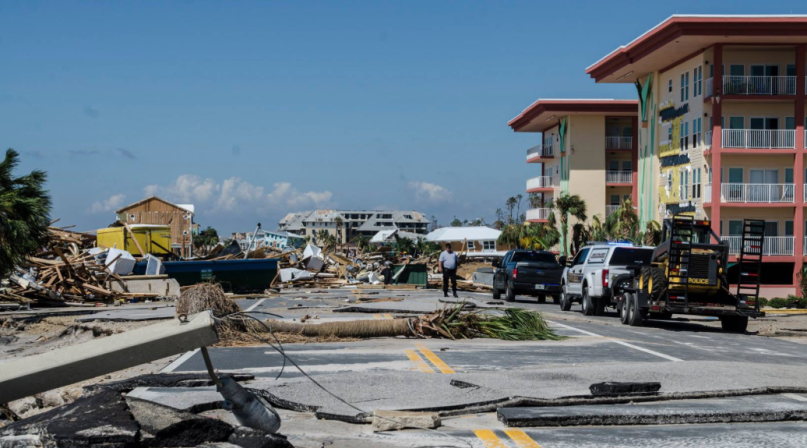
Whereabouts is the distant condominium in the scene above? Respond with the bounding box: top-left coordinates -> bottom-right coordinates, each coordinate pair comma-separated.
278,210 -> 430,242
511,14 -> 807,295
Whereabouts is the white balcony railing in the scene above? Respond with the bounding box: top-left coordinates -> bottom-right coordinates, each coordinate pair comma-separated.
605,136 -> 632,149
804,184 -> 807,202
705,77 -> 713,97
804,236 -> 807,255
526,144 -> 554,160
705,130 -> 712,149
722,236 -> 794,256
720,183 -> 794,203
721,129 -> 795,149
722,76 -> 796,95
526,208 -> 551,221
606,205 -> 620,216
704,183 -> 711,202
606,171 -> 632,184
526,176 -> 553,190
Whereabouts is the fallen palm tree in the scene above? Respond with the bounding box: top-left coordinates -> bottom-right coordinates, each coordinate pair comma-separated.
179,283 -> 564,342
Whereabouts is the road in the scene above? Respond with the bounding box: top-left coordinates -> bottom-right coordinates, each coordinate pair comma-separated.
153,288 -> 807,447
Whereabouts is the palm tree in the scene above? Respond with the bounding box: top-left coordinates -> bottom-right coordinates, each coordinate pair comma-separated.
497,223 -> 523,249
334,216 -> 343,247
644,220 -> 662,246
352,235 -> 371,253
0,149 -> 51,275
605,198 -> 639,241
553,193 -> 587,256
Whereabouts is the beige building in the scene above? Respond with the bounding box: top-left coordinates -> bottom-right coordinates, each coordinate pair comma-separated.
508,100 -> 639,253
586,14 -> 807,294
278,210 -> 430,244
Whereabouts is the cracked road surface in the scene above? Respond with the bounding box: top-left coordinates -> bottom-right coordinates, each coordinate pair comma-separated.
151,289 -> 807,447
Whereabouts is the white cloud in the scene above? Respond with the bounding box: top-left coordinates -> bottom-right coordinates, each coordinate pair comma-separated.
144,175 -> 333,214
407,181 -> 453,203
89,193 -> 126,214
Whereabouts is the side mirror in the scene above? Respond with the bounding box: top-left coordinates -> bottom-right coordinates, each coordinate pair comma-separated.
558,256 -> 567,267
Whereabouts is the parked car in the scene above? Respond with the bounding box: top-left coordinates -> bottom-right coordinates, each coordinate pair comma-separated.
492,250 -> 564,303
560,243 -> 655,315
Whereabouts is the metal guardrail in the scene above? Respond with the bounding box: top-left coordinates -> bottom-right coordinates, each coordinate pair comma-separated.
526,208 -> 550,221
605,136 -> 632,149
721,129 -> 795,149
606,171 -> 632,183
722,235 -> 794,256
723,75 -> 796,95
720,183 -> 794,203
526,176 -> 553,190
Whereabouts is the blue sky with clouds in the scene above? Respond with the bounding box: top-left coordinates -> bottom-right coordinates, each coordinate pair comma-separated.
3,1 -> 805,234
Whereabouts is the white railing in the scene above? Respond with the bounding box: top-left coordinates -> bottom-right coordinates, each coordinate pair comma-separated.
705,130 -> 712,149
720,183 -> 794,203
804,130 -> 807,148
804,184 -> 807,202
526,144 -> 554,160
605,136 -> 632,149
526,208 -> 551,221
606,205 -> 620,216
722,236 -> 794,256
704,183 -> 711,202
721,129 -> 795,149
606,171 -> 632,183
722,76 -> 796,95
705,77 -> 713,97
804,236 -> 807,255
526,176 -> 553,190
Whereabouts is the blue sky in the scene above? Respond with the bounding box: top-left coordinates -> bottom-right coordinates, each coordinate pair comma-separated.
3,1 -> 805,234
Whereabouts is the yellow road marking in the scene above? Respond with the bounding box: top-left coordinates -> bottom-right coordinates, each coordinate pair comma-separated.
416,343 -> 455,374
373,314 -> 382,319
383,314 -> 393,320
505,429 -> 543,448
404,349 -> 435,373
473,429 -> 508,448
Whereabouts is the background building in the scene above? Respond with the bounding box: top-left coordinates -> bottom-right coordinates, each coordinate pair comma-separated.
509,99 -> 639,253
425,226 -> 510,254
586,14 -> 807,295
278,210 -> 430,243
115,196 -> 195,257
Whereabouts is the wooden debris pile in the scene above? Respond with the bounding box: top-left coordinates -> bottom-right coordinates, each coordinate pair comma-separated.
1,226 -> 146,305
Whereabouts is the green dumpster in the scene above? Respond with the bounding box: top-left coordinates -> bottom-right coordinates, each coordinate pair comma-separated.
393,263 -> 428,286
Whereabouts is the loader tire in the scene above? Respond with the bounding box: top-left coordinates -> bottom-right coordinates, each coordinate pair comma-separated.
721,316 -> 749,333
642,266 -> 667,303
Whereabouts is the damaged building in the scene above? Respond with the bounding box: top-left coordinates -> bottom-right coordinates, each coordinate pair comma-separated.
278,210 -> 430,241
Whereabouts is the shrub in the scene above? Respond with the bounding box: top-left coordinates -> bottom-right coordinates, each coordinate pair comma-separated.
767,297 -> 790,309
797,296 -> 807,309
757,297 -> 768,308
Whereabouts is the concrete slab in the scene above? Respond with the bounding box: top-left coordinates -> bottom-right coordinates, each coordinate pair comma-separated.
498,393 -> 807,427
77,306 -> 176,322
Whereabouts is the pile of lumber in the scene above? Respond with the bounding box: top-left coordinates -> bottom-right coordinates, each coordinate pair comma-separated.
1,225 -> 150,305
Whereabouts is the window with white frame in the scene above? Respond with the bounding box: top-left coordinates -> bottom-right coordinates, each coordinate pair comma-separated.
467,241 -> 475,250
482,241 -> 496,251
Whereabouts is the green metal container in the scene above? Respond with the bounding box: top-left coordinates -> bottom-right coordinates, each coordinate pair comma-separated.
393,263 -> 428,286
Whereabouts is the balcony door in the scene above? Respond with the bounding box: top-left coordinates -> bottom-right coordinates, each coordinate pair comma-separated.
749,169 -> 779,202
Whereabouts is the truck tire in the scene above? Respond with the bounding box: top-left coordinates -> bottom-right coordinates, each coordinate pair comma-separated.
505,283 -> 515,302
560,285 -> 572,311
537,295 -> 546,304
582,287 -> 595,316
721,316 -> 749,333
552,295 -> 560,304
619,294 -> 631,325
492,286 -> 501,301
649,266 -> 667,302
628,293 -> 644,327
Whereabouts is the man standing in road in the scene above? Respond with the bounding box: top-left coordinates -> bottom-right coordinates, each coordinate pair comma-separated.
438,243 -> 458,298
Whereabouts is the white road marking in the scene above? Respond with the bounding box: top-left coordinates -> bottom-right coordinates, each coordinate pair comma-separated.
161,348 -> 200,373
549,321 -> 683,362
688,334 -> 711,339
783,393 -> 807,402
245,298 -> 266,312
672,340 -> 715,352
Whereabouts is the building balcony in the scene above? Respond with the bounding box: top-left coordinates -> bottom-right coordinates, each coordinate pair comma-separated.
605,171 -> 632,184
721,129 -> 795,149
718,183 -> 794,204
706,76 -> 796,97
705,77 -> 713,98
605,136 -> 632,150
526,208 -> 551,222
526,176 -> 554,191
605,204 -> 637,216
526,144 -> 554,161
722,236 -> 794,256
705,130 -> 712,149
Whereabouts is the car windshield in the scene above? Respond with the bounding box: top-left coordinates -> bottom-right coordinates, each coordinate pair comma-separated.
511,252 -> 557,265
609,248 -> 654,265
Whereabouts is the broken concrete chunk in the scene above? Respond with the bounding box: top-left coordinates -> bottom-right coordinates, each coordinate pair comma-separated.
372,410 -> 441,432
228,426 -> 294,448
589,381 -> 661,396
125,396 -> 206,434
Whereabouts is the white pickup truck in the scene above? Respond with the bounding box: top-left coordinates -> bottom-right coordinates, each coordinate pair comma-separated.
559,243 -> 655,315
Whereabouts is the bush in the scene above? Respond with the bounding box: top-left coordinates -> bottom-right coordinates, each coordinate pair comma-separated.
757,297 -> 768,308
767,297 -> 790,309
795,296 -> 807,309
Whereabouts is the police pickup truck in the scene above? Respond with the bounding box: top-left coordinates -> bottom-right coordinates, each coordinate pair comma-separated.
560,243 -> 654,315
492,250 -> 564,303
